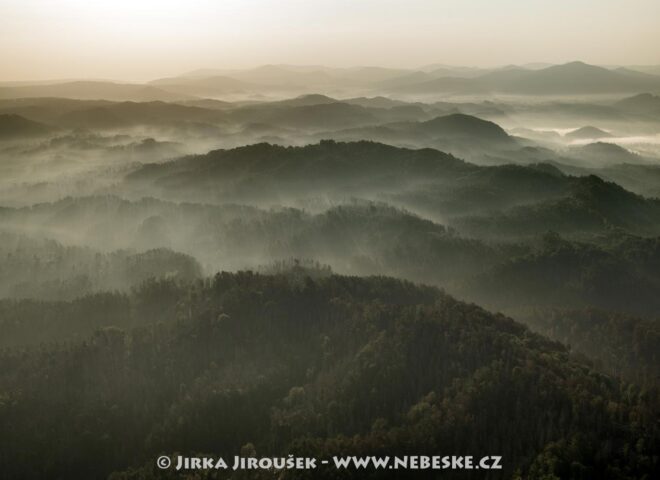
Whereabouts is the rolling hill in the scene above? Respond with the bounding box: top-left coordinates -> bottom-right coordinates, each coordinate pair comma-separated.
454,174 -> 660,238
569,142 -> 644,166
564,126 -> 612,140
414,113 -> 512,141
0,114 -> 54,139
0,81 -> 193,102
148,75 -> 254,97
56,100 -> 222,129
615,93 -> 660,116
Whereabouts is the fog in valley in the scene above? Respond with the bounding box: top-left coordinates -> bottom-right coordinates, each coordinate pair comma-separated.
1,2 -> 660,476
1,67 -> 659,346
2,62 -> 660,330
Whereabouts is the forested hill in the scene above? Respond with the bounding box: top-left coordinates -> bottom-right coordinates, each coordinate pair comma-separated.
454,175 -> 660,238
122,140 -> 660,239
124,140 -> 564,206
3,196 -> 660,317
415,113 -> 513,142
126,140 -> 471,191
0,113 -> 54,138
0,271 -> 656,479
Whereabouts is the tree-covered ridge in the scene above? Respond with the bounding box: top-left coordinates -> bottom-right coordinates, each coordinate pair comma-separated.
124,140 -> 568,207
513,307 -> 659,388
126,140 -> 470,200
455,175 -> 660,239
465,232 -> 660,316
0,272 -> 656,479
0,113 -> 54,138
0,196 -> 516,296
8,138 -> 657,244
0,231 -> 201,300
122,140 -> 660,240
3,196 -> 660,318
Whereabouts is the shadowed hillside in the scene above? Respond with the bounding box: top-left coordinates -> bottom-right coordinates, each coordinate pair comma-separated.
0,272 -> 656,479
0,113 -> 53,138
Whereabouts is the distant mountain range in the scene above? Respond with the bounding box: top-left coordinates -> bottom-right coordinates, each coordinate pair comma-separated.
1,62 -> 659,101
390,62 -> 660,95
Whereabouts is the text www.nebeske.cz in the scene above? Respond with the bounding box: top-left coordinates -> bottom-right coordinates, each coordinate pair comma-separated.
161,455 -> 503,471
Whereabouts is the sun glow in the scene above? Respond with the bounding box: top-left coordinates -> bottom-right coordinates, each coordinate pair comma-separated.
1,0 -> 659,81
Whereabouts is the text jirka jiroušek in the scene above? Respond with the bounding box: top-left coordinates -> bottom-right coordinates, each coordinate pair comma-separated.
172,455 -> 503,471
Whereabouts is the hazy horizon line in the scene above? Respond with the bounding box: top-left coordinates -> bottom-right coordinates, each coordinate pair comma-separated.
2,60 -> 660,84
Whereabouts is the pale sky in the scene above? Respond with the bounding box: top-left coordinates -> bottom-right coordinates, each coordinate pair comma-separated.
0,0 -> 659,82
